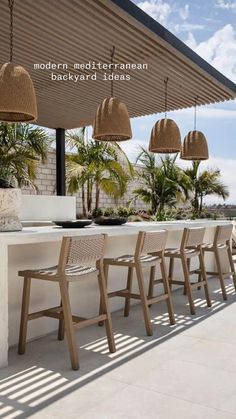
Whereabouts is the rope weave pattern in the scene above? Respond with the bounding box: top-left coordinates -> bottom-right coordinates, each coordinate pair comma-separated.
67,234 -> 105,265
141,230 -> 167,254
203,243 -> 227,250
35,265 -> 97,277
116,254 -> 160,263
165,248 -> 199,257
215,224 -> 233,244
185,228 -> 205,247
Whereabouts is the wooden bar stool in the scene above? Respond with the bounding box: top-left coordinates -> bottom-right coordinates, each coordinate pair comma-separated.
101,230 -> 175,336
201,224 -> 236,300
18,234 -> 116,370
164,227 -> 211,315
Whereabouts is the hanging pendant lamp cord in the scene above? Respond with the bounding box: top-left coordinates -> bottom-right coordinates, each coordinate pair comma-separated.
164,77 -> 169,119
110,46 -> 115,97
8,0 -> 14,62
194,97 -> 198,130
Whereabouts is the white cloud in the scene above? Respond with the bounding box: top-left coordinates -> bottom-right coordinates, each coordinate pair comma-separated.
175,23 -> 205,33
136,1 -> 203,34
120,138 -> 146,162
179,4 -> 189,20
171,106 -> 236,119
185,32 -> 197,48
136,0 -> 171,25
185,24 -> 236,82
215,0 -> 236,11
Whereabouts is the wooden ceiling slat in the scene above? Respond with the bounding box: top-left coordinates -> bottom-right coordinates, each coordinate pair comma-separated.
0,0 -> 235,129
1,0 -> 231,102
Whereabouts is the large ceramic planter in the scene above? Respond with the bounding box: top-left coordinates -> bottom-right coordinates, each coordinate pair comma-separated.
0,188 -> 22,231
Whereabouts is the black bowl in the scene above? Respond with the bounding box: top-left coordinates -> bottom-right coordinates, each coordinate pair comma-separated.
53,220 -> 92,228
94,216 -> 127,226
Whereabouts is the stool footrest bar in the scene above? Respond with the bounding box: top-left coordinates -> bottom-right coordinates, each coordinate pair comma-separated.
147,294 -> 169,304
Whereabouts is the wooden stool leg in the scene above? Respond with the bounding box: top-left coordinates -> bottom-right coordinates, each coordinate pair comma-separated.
168,258 -> 174,290
99,263 -> 109,326
227,245 -> 236,291
215,248 -> 227,300
181,256 -> 196,315
98,266 -> 116,353
183,259 -> 190,295
160,257 -> 175,325
59,279 -> 79,370
148,265 -> 156,308
135,263 -> 153,336
197,269 -> 202,291
58,282 -> 69,341
199,250 -> 211,307
18,277 -> 31,355
124,267 -> 134,317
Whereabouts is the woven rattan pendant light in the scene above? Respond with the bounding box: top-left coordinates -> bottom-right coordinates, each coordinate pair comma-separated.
93,47 -> 132,142
181,98 -> 209,160
149,78 -> 181,153
0,0 -> 37,122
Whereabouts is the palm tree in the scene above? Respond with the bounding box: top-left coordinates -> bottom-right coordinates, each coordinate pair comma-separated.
133,147 -> 158,214
66,129 -> 134,216
160,155 -> 192,207
134,148 -> 191,215
184,161 -> 229,216
0,123 -> 49,189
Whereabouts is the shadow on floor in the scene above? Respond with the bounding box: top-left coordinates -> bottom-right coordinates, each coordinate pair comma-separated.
0,277 -> 235,418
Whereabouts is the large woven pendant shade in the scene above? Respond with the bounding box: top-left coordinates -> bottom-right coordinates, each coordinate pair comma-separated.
180,130 -> 209,160
0,63 -> 37,122
93,97 -> 132,142
149,118 -> 181,153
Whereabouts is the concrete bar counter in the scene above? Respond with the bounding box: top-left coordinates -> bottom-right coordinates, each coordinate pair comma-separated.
0,220 -> 230,368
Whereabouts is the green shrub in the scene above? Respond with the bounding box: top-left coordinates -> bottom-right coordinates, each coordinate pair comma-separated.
103,207 -> 117,216
117,206 -> 135,217
92,208 -> 103,218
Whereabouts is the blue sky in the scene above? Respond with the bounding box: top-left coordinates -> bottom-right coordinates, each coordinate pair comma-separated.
118,0 -> 236,204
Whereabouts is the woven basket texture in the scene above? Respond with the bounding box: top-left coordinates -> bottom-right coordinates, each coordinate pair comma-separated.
0,63 -> 37,122
149,118 -> 181,153
181,130 -> 209,160
93,97 -> 132,142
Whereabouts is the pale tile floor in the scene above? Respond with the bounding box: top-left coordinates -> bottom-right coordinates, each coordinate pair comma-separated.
1,277 -> 236,419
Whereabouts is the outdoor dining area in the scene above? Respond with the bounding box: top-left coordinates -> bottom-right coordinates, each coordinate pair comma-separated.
0,0 -> 236,417
0,221 -> 232,372
1,221 -> 236,417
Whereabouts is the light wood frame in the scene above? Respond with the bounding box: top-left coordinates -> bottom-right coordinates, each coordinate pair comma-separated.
100,230 -> 175,336
164,227 -> 212,315
201,224 -> 236,300
18,234 -> 116,370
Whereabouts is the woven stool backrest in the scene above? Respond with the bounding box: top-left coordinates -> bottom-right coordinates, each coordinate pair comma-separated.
135,230 -> 168,258
58,234 -> 107,272
214,224 -> 233,245
181,227 -> 205,250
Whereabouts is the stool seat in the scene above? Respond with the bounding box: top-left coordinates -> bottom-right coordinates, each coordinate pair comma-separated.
164,248 -> 199,258
202,243 -> 227,251
19,264 -> 98,281
104,254 -> 160,266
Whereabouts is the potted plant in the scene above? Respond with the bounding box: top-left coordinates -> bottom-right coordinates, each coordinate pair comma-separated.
0,123 -> 49,232
0,168 -> 22,231
92,207 -> 127,225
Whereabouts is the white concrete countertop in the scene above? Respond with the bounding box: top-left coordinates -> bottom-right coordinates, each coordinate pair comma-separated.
0,219 -> 230,245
